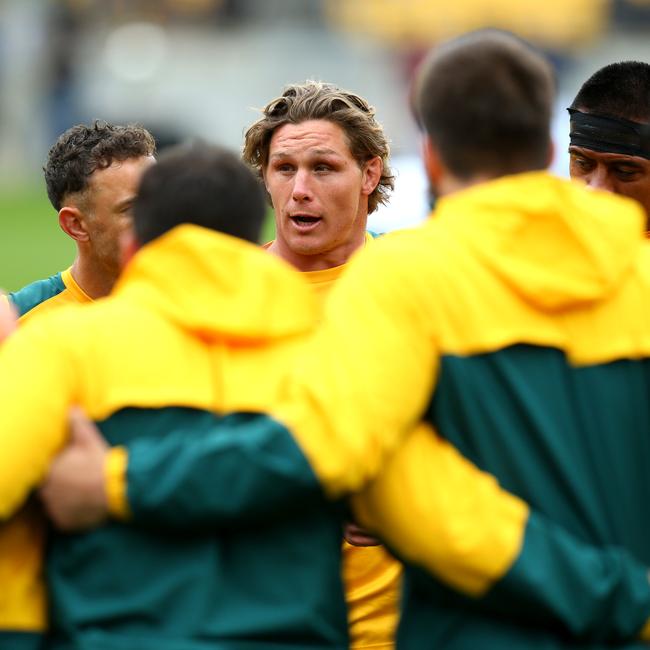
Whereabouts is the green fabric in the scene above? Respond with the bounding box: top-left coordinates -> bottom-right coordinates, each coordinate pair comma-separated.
125,412 -> 329,527
8,272 -> 65,317
393,509 -> 650,648
430,345 -> 650,553
395,344 -> 650,647
47,409 -> 348,650
399,563 -> 650,650
0,632 -> 43,650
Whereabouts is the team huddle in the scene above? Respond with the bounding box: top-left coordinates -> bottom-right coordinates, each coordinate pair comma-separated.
2,28 -> 650,650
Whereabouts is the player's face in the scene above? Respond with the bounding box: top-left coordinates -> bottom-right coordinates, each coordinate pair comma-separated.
569,146 -> 650,228
85,155 -> 156,276
264,119 -> 380,271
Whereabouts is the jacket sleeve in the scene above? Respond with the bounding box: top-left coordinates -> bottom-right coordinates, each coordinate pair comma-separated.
0,315 -> 76,518
352,422 -> 650,643
276,238 -> 440,498
108,414 -> 328,526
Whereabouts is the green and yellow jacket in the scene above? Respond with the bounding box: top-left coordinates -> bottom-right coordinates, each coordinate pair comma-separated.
107,174 -> 650,647
312,171 -> 650,648
0,225 -> 352,649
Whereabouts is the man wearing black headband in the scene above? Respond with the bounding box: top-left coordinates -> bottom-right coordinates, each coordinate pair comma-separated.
568,61 -> 650,227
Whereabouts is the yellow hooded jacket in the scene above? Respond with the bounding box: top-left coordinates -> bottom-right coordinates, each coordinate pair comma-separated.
0,225 -> 358,650
286,172 -> 650,648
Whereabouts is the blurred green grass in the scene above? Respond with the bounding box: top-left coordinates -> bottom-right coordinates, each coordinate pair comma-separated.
0,182 -> 74,293
0,182 -> 276,294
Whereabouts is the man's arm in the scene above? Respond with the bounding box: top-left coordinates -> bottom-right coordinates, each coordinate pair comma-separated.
42,411 -> 650,642
353,422 -> 650,642
0,311 -> 76,518
42,411 -> 326,530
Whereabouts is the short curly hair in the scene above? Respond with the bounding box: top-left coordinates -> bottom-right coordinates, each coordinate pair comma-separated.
243,81 -> 394,214
44,120 -> 156,211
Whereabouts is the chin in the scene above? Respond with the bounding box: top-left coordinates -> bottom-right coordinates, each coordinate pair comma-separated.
286,237 -> 324,256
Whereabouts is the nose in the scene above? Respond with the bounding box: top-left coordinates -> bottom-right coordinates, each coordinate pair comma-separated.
585,165 -> 615,193
291,169 -> 313,202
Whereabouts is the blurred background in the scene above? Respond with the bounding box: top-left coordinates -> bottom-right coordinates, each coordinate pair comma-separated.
1,0 -> 649,290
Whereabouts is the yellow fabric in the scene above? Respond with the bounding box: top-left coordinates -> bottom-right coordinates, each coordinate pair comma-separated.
638,616 -> 650,641
353,423 -> 528,597
105,446 -> 130,520
280,172 -> 647,595
301,263 -> 348,301
19,267 -> 91,325
0,266 -> 91,633
299,232 -> 400,650
0,501 -> 47,630
341,541 -> 401,649
327,0 -> 609,50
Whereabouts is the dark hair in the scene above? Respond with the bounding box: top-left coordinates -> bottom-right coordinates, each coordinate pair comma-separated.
44,120 -> 156,211
134,142 -> 267,246
243,80 -> 394,213
414,29 -> 555,179
570,61 -> 650,123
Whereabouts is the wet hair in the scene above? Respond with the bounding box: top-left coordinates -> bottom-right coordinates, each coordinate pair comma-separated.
243,81 -> 394,213
44,120 -> 156,211
134,142 -> 266,246
414,29 -> 555,179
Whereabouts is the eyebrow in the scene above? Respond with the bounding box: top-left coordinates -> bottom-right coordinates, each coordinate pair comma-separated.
269,147 -> 342,160
568,147 -> 645,165
115,197 -> 136,211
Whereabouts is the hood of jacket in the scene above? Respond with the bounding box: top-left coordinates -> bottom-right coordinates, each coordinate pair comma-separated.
435,172 -> 646,311
113,224 -> 317,343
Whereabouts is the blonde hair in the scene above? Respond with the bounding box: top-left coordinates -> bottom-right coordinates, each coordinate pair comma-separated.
243,81 -> 394,213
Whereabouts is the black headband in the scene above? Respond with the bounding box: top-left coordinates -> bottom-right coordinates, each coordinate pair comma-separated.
568,108 -> 650,160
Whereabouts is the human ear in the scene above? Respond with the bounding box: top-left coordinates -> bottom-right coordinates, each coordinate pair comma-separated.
362,156 -> 382,196
59,206 -> 90,243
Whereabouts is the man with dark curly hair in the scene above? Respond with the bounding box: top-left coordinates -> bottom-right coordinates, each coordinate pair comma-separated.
8,120 -> 155,322
0,120 -> 154,649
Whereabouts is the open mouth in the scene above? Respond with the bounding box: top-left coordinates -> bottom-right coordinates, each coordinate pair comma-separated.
289,215 -> 322,230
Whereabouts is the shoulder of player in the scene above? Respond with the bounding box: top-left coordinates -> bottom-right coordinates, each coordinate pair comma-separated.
8,272 -> 67,319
